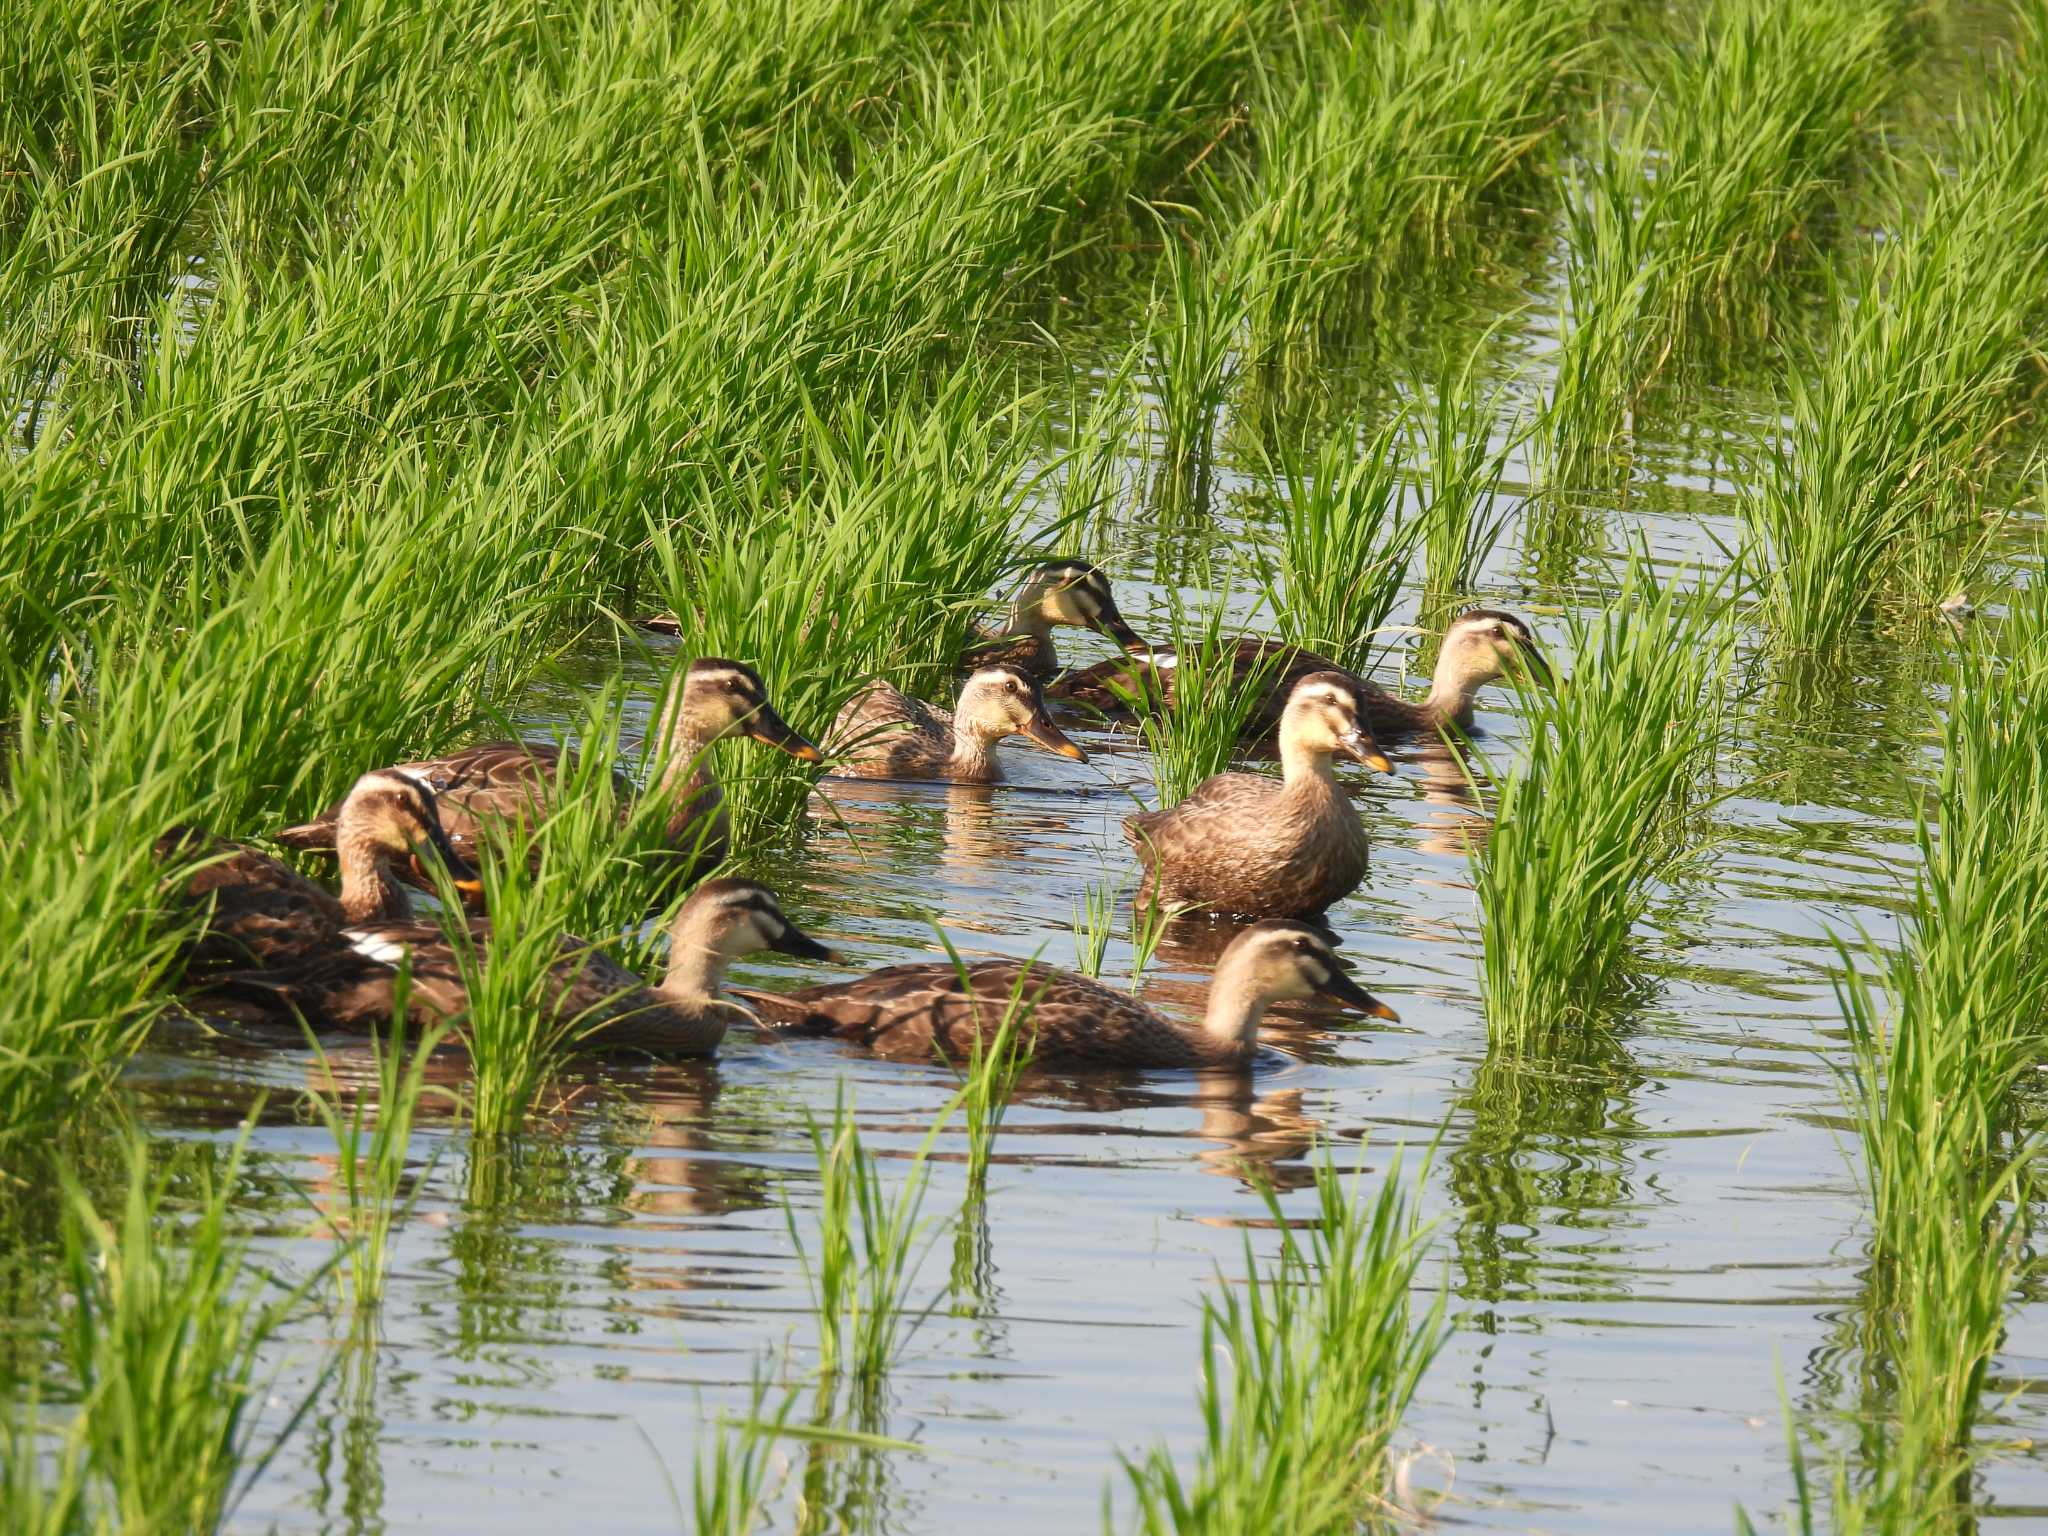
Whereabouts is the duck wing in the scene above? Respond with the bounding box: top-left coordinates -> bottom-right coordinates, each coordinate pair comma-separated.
157,826 -> 350,975
1123,772 -> 1276,858
272,742 -> 574,854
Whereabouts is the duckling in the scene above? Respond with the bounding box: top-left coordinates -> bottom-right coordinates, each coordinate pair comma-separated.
962,559 -> 1148,678
1050,609 -> 1549,742
203,878 -> 833,1057
160,770 -> 479,978
1125,672 -> 1392,920
828,664 -> 1086,783
275,658 -> 819,885
735,920 -> 1395,1068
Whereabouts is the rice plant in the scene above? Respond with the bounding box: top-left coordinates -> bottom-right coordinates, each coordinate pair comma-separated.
1469,566 -> 1733,1046
1118,1148 -> 1448,1533
1136,584 -> 1292,803
687,1371 -> 801,1536
1265,411 -> 1416,672
1740,20 -> 2048,651
784,1088 -> 945,1385
1147,225 -> 1247,515
56,1128 -> 331,1534
1412,352 -> 1520,610
300,987 -> 450,1315
1072,879 -> 1119,978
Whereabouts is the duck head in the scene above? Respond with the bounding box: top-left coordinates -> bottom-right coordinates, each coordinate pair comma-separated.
956,664 -> 1087,761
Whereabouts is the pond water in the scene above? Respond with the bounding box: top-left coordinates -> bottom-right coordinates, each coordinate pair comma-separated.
104,33 -> 2048,1527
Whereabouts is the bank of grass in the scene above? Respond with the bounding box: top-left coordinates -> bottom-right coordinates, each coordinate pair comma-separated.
1470,568 -> 1732,1047
1741,12 -> 2048,652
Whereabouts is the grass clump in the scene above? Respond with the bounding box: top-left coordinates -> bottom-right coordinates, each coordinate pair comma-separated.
52,1129 -> 328,1534
1135,583 -> 1291,804
1470,566 -> 1732,1046
1740,19 -> 2048,651
1119,1149 -> 1447,1533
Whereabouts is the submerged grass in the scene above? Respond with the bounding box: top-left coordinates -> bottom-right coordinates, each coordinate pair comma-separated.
1119,1149 -> 1446,1533
1470,567 -> 1732,1047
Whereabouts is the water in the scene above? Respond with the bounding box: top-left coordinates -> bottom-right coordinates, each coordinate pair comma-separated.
100,88 -> 2048,1535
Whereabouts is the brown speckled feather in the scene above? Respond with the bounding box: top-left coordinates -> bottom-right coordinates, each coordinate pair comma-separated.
961,627 -> 1055,678
156,826 -> 401,976
736,960 -> 1250,1067
829,681 -> 966,780
1124,770 -> 1367,919
202,921 -> 734,1056
1053,641 -> 1428,740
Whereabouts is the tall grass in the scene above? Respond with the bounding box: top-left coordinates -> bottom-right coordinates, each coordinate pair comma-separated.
54,1129 -> 330,1534
1470,568 -> 1732,1046
1137,583 -> 1292,802
1119,1150 -> 1447,1533
1413,353 -> 1519,611
1740,17 -> 2048,651
1820,590 -> 2048,1519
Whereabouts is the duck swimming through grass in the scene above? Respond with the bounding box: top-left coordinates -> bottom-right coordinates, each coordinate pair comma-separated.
736,920 -> 1394,1069
828,663 -> 1086,783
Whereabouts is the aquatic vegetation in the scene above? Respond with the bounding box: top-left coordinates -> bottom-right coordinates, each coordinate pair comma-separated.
1412,351 -> 1520,609
785,1090 -> 944,1385
1741,20 -> 2048,651
1470,569 -> 1733,1046
301,995 -> 450,1315
935,935 -> 1039,1200
1071,879 -> 1120,979
1266,413 -> 1415,672
1135,587 -> 1292,804
55,1131 -> 328,1534
1119,1150 -> 1447,1533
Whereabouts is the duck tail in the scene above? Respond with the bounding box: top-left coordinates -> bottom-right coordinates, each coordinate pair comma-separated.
727,985 -> 822,1032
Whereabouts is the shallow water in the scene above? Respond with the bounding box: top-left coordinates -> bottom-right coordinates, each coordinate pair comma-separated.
98,32 -> 2048,1528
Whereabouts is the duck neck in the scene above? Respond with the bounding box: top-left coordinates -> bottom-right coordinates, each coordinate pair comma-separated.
948,722 -> 1003,783
1003,603 -> 1056,668
1198,963 -> 1272,1056
655,715 -> 717,799
335,831 -> 405,923
1277,734 -> 1339,791
658,916 -> 729,1005
1421,651 -> 1483,729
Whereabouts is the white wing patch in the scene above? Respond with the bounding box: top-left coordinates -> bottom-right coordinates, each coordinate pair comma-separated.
348,933 -> 410,966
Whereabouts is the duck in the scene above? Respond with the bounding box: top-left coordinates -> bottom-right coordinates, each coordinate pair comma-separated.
827,663 -> 1086,782
159,770 -> 480,978
274,658 -> 819,886
735,920 -> 1395,1069
1050,608 -> 1550,742
1125,672 -> 1392,920
960,559 -> 1148,678
199,878 -> 834,1057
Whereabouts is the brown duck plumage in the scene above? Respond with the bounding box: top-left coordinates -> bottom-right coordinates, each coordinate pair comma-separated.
736,920 -> 1396,1068
1052,609 -> 1549,741
196,878 -> 833,1057
1125,673 -> 1392,920
828,664 -> 1086,782
161,771 -> 478,980
273,659 -> 819,888
960,559 -> 1147,679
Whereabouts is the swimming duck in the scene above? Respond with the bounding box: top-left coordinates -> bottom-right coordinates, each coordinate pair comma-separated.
961,559 -> 1148,678
160,770 -> 479,977
1125,672 -> 1391,920
1051,609 -> 1549,741
275,659 -> 819,883
735,920 -> 1395,1068
203,878 -> 833,1057
827,664 -> 1086,782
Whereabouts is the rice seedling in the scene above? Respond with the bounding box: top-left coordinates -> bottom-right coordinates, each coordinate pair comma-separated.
1128,885 -> 1177,986
932,934 -> 1038,1201
1230,0 -> 1589,367
1071,879 -> 1119,978
1411,350 -> 1520,611
1118,1148 -> 1448,1533
300,986 -> 451,1315
1264,411 -> 1416,673
1740,18 -> 2048,652
784,1088 -> 946,1385
686,1370 -> 802,1536
1134,582 -> 1292,804
1146,224 -> 1247,515
1469,565 -> 1733,1047
55,1128 -> 332,1534
0,1388 -> 88,1536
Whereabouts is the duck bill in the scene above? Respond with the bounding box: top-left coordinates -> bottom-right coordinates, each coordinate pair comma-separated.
1517,643 -> 1556,691
1340,729 -> 1394,776
743,703 -> 823,763
1023,710 -> 1088,761
1318,967 -> 1398,1022
1097,607 -> 1148,654
772,922 -> 836,962
412,827 -> 484,904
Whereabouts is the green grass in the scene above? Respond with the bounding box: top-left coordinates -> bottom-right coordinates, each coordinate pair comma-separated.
1740,15 -> 2048,651
1118,1149 -> 1447,1533
52,1128 -> 331,1534
1469,566 -> 1732,1046
1134,581 -> 1292,803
